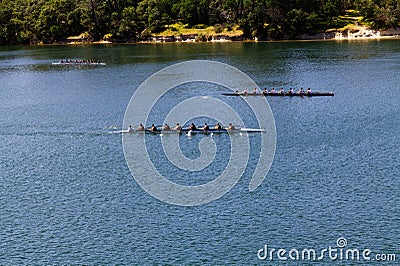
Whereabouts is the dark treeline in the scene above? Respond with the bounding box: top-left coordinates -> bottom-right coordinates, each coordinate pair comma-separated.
0,0 -> 399,44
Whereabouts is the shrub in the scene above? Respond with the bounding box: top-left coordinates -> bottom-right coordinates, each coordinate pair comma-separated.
214,24 -> 224,33
194,24 -> 207,29
225,23 -> 233,31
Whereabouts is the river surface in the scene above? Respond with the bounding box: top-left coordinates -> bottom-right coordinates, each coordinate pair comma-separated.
1,41 -> 399,264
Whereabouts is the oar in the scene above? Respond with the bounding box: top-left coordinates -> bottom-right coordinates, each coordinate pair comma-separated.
144,124 -> 162,134
240,128 -> 267,132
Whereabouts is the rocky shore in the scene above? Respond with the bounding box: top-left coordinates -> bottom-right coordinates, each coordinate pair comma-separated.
63,27 -> 400,45
140,27 -> 400,43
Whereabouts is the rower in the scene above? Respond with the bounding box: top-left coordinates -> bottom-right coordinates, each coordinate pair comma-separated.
149,124 -> 157,131
137,124 -> 145,131
235,89 -> 240,94
173,123 -> 182,131
202,123 -> 209,131
307,88 -> 312,95
128,125 -> 134,132
252,88 -> 258,94
242,88 -> 248,94
270,88 -> 276,94
298,88 -> 305,94
279,88 -> 284,94
262,88 -> 268,95
163,123 -> 171,131
227,123 -> 235,130
214,122 -> 222,130
188,123 -> 197,130
288,88 -> 294,95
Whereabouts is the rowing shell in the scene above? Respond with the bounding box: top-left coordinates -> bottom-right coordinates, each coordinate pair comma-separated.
123,128 -> 267,134
52,62 -> 106,66
222,92 -> 334,97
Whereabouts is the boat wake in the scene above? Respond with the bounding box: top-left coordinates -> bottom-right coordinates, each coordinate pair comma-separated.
0,127 -> 124,138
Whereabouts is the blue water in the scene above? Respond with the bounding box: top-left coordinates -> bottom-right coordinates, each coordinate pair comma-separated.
1,41 -> 399,264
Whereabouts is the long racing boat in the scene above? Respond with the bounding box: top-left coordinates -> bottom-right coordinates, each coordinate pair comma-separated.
52,60 -> 106,66
222,92 -> 334,97
123,128 -> 266,135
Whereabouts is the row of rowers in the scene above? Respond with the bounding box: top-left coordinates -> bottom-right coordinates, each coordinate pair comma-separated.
128,122 -> 236,132
238,87 -> 312,94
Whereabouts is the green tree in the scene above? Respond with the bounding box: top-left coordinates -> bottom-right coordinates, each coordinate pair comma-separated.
34,0 -> 81,43
117,6 -> 139,39
356,0 -> 399,29
0,0 -> 15,44
137,0 -> 162,32
0,0 -> 398,44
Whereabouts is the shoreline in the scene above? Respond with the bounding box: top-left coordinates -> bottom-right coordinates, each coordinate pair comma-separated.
4,31 -> 399,47
55,34 -> 400,46
62,26 -> 400,45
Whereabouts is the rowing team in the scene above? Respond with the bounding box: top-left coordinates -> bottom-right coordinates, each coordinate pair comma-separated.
127,122 -> 236,132
238,87 -> 312,95
59,59 -> 100,64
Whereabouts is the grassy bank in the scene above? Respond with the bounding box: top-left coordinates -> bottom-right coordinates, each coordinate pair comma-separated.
152,23 -> 243,37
